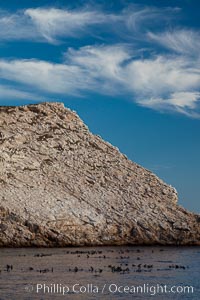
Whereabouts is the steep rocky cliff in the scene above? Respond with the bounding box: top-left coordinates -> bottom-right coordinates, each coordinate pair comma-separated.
0,102 -> 199,246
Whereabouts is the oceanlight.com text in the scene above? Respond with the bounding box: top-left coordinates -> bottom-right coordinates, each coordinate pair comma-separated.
24,282 -> 194,296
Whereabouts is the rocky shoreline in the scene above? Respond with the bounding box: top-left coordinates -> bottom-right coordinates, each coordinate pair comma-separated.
0,102 -> 199,246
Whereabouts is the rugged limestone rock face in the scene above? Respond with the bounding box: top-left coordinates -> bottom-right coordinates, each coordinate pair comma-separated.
0,102 -> 199,246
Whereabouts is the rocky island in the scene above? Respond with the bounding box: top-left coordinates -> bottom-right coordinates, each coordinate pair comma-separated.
0,102 -> 199,246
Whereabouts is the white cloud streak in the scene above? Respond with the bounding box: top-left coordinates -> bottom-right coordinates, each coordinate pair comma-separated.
0,9 -> 38,41
0,6 -> 178,44
0,7 -> 120,43
148,30 -> 200,56
0,6 -> 200,117
0,84 -> 43,101
0,59 -> 93,95
126,56 -> 200,95
1,44 -> 200,117
25,8 -> 116,43
124,6 -> 179,32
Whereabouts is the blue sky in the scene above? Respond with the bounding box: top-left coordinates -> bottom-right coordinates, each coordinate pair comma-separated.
0,0 -> 200,212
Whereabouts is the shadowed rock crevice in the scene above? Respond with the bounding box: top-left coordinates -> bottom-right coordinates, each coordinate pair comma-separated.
0,102 -> 199,246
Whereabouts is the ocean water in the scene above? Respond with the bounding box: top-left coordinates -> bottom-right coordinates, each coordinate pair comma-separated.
0,246 -> 199,300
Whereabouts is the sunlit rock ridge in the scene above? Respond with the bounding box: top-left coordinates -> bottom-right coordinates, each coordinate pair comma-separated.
0,102 -> 199,246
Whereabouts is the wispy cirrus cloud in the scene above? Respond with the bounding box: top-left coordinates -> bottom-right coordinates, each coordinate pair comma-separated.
65,45 -> 130,94
24,8 -> 118,43
0,84 -> 43,101
0,9 -> 37,41
0,59 -> 92,95
0,5 -> 200,118
124,5 -> 179,32
140,92 -> 200,110
148,29 -> 200,56
0,5 -> 179,44
1,43 -> 200,117
0,7 -> 120,44
66,45 -> 200,117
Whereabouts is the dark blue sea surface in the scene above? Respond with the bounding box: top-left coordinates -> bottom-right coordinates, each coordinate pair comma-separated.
0,246 -> 199,299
